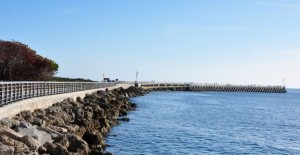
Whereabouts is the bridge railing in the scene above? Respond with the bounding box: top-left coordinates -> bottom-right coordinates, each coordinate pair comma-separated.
0,81 -> 121,106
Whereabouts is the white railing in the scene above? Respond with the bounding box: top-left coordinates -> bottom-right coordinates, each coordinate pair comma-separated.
190,83 -> 285,88
139,81 -> 190,87
0,81 -> 123,106
139,81 -> 285,89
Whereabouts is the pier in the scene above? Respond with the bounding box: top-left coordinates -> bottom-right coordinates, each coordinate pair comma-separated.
140,82 -> 287,93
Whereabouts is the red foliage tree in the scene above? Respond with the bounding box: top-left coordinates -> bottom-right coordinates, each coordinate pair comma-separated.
0,40 -> 59,81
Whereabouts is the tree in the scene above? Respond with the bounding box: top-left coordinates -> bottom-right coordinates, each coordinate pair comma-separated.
0,40 -> 59,81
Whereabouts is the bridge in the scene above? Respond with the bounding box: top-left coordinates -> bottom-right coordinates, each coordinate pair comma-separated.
140,82 -> 287,93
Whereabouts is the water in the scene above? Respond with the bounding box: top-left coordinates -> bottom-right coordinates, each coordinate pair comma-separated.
106,89 -> 300,155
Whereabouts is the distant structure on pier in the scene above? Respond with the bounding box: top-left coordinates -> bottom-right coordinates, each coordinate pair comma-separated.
140,82 -> 287,93
102,74 -> 118,82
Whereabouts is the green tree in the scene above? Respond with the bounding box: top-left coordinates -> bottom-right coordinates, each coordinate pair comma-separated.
0,40 -> 59,81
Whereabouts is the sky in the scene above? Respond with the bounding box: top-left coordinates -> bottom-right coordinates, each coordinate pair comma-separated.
1,0 -> 300,88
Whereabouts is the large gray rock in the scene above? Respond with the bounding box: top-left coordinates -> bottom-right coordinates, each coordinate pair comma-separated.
14,123 -> 52,145
67,133 -> 89,155
84,111 -> 93,119
76,97 -> 85,104
82,130 -> 104,145
0,143 -> 14,155
63,98 -> 73,102
72,107 -> 85,120
91,105 -> 105,119
45,115 -> 66,125
0,118 -> 20,129
18,121 -> 31,128
18,110 -> 34,122
32,117 -> 45,127
43,142 -> 69,155
36,126 -> 63,137
32,109 -> 46,117
56,124 -> 86,137
45,105 -> 75,124
20,135 -> 40,151
53,135 -> 69,149
0,128 -> 23,141
49,125 -> 68,133
69,101 -> 83,108
0,135 -> 30,154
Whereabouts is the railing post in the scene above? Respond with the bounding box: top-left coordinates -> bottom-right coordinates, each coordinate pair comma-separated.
48,82 -> 50,95
9,84 -> 13,102
0,84 -> 2,106
34,83 -> 36,97
35,83 -> 37,97
10,83 -> 13,103
1,84 -> 3,105
13,84 -> 16,102
53,83 -> 56,94
37,83 -> 39,97
50,83 -> 53,95
0,84 -> 4,105
21,83 -> 23,99
67,83 -> 69,93
44,82 -> 46,96
55,83 -> 57,94
4,84 -> 7,104
32,83 -> 34,97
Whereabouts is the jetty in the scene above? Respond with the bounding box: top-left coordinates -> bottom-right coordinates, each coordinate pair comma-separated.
140,82 -> 287,93
0,81 -> 287,106
0,80 -> 287,154
0,81 -> 286,119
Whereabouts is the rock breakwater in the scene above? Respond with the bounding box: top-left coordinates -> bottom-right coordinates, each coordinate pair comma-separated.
145,87 -> 189,91
0,86 -> 147,155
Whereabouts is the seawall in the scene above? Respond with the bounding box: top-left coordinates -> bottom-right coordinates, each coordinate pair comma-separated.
0,83 -> 133,120
0,86 -> 147,154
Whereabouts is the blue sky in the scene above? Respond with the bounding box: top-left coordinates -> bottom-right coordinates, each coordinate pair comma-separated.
1,0 -> 300,88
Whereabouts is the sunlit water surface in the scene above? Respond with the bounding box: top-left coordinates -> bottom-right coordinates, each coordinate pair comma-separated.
107,89 -> 300,155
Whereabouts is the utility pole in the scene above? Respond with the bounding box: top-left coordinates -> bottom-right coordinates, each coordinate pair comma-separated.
135,71 -> 139,82
135,71 -> 139,87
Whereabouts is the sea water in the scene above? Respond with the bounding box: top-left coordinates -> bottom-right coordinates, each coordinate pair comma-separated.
106,89 -> 300,155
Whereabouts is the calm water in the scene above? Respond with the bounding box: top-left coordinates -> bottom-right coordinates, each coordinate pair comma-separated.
106,89 -> 300,155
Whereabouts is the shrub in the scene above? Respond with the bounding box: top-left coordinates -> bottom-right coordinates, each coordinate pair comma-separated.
0,40 -> 59,81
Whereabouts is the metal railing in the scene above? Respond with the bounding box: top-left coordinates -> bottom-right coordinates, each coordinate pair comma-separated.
140,81 -> 285,89
0,81 -> 121,106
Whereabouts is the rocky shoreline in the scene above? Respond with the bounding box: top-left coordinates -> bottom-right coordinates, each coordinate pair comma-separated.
0,86 -> 148,155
